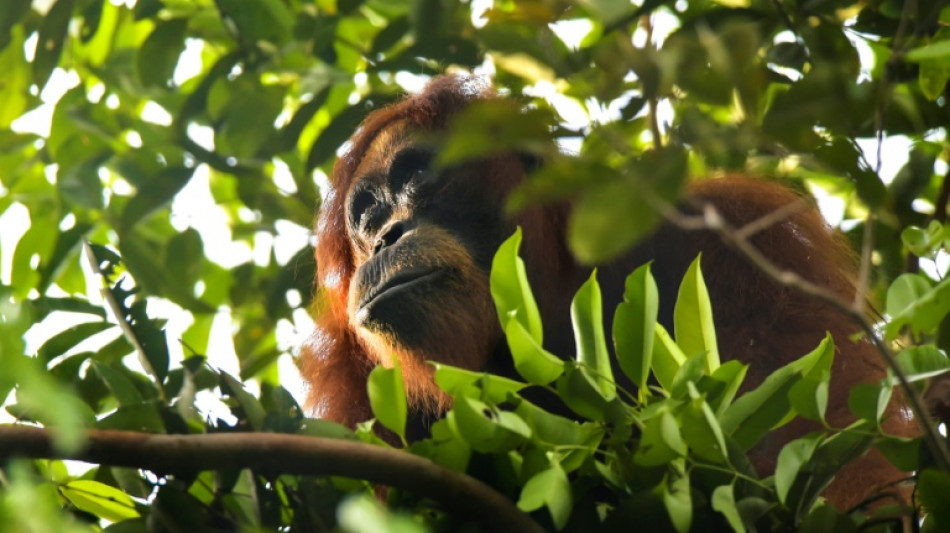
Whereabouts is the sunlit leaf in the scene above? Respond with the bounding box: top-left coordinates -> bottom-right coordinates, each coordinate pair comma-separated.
673,255 -> 719,373
61,480 -> 140,522
556,363 -> 612,421
711,484 -> 746,533
659,458 -> 691,533
788,370 -> 829,422
650,322 -> 689,394
774,436 -> 820,504
571,271 -> 615,399
490,228 -> 543,344
505,318 -> 564,385
451,396 -> 529,453
721,335 -> 834,449
367,357 -> 408,442
517,460 -> 572,530
613,263 -> 658,393
635,409 -> 686,466
433,364 -> 526,403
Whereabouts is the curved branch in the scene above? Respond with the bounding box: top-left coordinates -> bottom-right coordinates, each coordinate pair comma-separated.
0,426 -> 544,533
695,205 -> 950,473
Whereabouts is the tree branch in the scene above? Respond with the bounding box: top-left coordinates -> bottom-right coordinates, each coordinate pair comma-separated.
681,203 -> 950,473
0,426 -> 544,533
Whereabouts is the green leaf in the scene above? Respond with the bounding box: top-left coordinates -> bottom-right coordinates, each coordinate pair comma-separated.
410,418 -> 470,472
635,409 -> 686,466
886,273 -> 933,316
673,255 -> 719,373
119,167 -> 194,232
220,373 -> 266,430
490,228 -> 543,344
704,360 -> 748,416
613,263 -> 658,393
555,364 -> 611,421
679,383 -> 728,462
652,323 -> 687,391
847,382 -> 892,426
306,103 -> 372,171
32,0 -> 75,88
569,177 -> 661,264
504,318 -> 564,385
0,0 -> 30,52
919,469 -> 950,530
885,274 -> 950,339
451,396 -> 529,453
517,461 -> 572,530
61,480 -> 140,522
711,484 -> 746,533
29,297 -> 107,321
571,271 -> 614,399
96,403 -> 165,433
793,426 -> 874,511
659,459 -> 691,533
670,350 -> 708,399
876,436 -> 920,472
216,0 -> 294,46
515,399 -> 605,472
788,370 -> 829,422
721,335 -> 834,449
8,354 -> 93,452
367,358 -> 407,442
895,345 -> 950,382
337,494 -> 428,533
901,221 -> 945,256
774,436 -> 820,504
437,101 -> 553,168
37,321 -> 114,364
137,18 -> 187,87
0,26 -> 30,128
91,361 -> 145,406
432,364 -> 526,404
905,38 -> 950,62
370,15 -> 410,56
920,47 -> 950,100
38,222 -> 94,292
799,504 -> 856,533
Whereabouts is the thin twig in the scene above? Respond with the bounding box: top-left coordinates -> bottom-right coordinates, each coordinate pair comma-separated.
854,215 -> 874,313
681,203 -> 950,473
0,426 -> 544,533
733,198 -> 810,240
641,15 -> 663,149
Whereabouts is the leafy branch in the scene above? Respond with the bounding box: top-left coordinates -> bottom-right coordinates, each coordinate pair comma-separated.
0,425 -> 544,533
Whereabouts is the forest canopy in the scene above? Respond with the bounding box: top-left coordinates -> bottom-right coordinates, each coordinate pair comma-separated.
2,0 -> 950,532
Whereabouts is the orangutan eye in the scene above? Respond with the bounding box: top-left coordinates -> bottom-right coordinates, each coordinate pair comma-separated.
348,188 -> 380,232
388,147 -> 434,193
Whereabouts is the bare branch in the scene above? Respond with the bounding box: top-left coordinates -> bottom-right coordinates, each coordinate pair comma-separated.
0,426 -> 544,533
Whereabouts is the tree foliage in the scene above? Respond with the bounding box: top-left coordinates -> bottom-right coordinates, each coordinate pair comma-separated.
2,0 -> 950,531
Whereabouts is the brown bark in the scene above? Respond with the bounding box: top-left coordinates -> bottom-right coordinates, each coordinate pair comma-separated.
0,425 -> 543,533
